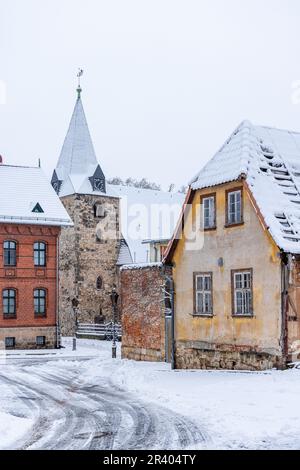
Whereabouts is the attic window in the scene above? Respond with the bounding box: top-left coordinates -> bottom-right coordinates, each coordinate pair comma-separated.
32,203 -> 44,214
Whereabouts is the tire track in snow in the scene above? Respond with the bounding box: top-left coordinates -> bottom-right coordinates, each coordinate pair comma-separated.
0,359 -> 206,450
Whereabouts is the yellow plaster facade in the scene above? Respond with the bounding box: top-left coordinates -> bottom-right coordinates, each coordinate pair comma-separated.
172,181 -> 285,370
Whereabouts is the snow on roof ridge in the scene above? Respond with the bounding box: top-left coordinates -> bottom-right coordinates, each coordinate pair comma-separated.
256,123 -> 300,136
1,164 -> 40,169
120,262 -> 163,271
189,120 -> 255,187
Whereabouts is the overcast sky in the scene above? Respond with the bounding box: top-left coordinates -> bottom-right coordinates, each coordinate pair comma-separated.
1,0 -> 300,189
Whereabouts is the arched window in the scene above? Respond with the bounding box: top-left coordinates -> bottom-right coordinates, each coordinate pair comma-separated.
3,289 -> 17,318
96,276 -> 103,290
34,289 -> 47,316
3,241 -> 17,266
34,242 -> 47,267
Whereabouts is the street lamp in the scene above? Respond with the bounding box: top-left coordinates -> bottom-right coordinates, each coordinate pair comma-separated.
110,287 -> 119,359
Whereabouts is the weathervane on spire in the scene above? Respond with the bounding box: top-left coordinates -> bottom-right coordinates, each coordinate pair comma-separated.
77,68 -> 84,99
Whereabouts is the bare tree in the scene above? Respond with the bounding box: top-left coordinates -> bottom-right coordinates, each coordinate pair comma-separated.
108,176 -> 161,191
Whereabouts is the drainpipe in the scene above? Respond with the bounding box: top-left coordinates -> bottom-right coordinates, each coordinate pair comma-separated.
56,233 -> 60,349
170,278 -> 176,371
281,252 -> 290,367
163,266 -> 176,370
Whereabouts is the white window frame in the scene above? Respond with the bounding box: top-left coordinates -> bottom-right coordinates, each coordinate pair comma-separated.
233,270 -> 253,316
202,196 -> 216,230
227,190 -> 242,225
194,273 -> 213,316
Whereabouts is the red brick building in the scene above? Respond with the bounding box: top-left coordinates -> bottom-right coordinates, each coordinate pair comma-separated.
0,165 -> 72,349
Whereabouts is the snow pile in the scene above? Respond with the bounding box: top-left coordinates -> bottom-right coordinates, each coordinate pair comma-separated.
191,120 -> 300,254
0,412 -> 32,450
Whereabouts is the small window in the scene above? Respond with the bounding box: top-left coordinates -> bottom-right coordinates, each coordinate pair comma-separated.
94,204 -> 105,218
3,241 -> 17,266
194,273 -> 213,316
34,242 -> 47,267
36,336 -> 46,347
3,289 -> 16,318
201,194 -> 216,230
5,337 -> 15,349
232,270 -> 253,316
96,276 -> 103,290
226,189 -> 243,226
34,289 -> 46,316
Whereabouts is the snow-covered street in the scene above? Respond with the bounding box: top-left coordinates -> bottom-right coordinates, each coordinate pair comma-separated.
0,339 -> 300,450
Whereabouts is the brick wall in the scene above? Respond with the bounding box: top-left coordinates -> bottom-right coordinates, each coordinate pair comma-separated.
0,223 -> 60,348
121,264 -> 169,362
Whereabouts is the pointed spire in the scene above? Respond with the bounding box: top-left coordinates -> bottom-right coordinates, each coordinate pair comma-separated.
52,75 -> 106,196
56,91 -> 98,176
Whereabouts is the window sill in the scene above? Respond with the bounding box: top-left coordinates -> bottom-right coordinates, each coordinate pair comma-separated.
3,316 -> 17,320
203,227 -> 217,232
225,222 -> 244,229
34,314 -> 47,319
192,313 -> 214,318
232,314 -> 254,319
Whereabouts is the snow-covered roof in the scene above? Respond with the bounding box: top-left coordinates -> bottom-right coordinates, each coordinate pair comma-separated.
53,94 -> 107,198
56,96 -> 98,179
190,120 -> 300,254
120,262 -> 163,271
0,165 -> 73,227
110,184 -> 185,263
116,238 -> 133,266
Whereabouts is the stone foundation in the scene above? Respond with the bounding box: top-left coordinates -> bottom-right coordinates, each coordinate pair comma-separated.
175,341 -> 285,371
122,345 -> 162,362
0,326 -> 58,350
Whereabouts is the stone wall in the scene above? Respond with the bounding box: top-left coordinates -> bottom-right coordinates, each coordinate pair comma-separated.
175,341 -> 284,371
59,194 -> 120,336
121,264 -> 170,362
0,326 -> 57,350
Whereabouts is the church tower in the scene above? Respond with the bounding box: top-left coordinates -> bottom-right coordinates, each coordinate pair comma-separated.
52,81 -> 121,336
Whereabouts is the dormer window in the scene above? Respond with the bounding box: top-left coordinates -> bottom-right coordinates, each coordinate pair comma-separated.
51,171 -> 62,195
89,165 -> 106,194
32,203 -> 44,214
